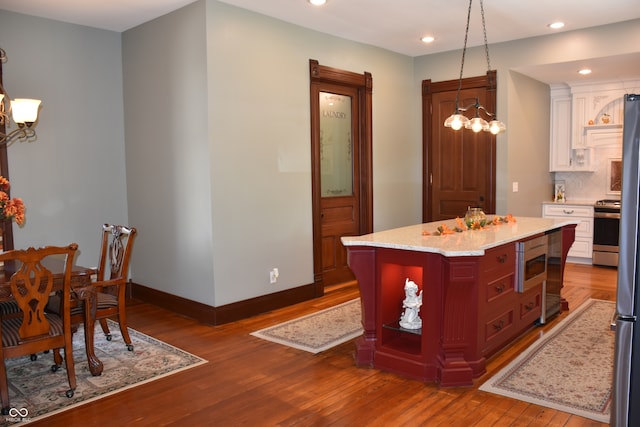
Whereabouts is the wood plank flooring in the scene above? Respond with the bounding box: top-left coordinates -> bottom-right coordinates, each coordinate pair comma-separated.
34,263 -> 617,426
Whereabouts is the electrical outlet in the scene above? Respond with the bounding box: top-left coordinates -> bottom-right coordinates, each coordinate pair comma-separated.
512,181 -> 519,192
269,268 -> 279,284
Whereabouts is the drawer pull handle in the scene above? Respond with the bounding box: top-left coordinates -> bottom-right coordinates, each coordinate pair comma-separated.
497,255 -> 507,264
525,302 -> 535,311
493,320 -> 505,331
495,284 -> 505,293
563,209 -> 574,214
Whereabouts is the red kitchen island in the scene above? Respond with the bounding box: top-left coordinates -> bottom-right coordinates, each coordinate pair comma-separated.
341,217 -> 578,387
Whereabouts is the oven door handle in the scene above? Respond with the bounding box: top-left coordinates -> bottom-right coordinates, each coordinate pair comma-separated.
594,211 -> 621,219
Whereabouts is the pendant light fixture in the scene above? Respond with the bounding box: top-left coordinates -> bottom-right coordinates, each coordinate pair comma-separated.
443,0 -> 506,135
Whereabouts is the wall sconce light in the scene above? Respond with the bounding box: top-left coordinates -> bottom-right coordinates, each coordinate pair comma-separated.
443,0 -> 506,135
0,48 -> 42,145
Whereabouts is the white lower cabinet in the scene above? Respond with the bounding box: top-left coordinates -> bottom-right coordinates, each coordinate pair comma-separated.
542,203 -> 594,262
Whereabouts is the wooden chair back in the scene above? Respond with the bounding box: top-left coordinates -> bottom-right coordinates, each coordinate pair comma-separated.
0,244 -> 77,345
49,225 -> 137,353
97,224 -> 137,287
0,244 -> 78,412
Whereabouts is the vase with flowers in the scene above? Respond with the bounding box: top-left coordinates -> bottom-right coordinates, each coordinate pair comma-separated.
0,175 -> 26,267
0,176 -> 25,226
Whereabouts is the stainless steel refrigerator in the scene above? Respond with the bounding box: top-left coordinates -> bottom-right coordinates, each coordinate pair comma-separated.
612,93 -> 640,427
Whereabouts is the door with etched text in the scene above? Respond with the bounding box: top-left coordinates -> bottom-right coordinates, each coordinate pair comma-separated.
310,60 -> 372,294
318,89 -> 358,286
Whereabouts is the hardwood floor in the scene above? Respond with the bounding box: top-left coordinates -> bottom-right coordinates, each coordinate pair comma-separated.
34,264 -> 617,426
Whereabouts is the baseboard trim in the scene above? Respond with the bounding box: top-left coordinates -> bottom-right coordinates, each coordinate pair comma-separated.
130,282 -> 318,325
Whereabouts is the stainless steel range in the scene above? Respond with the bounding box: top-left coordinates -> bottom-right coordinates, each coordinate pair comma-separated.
593,199 -> 621,267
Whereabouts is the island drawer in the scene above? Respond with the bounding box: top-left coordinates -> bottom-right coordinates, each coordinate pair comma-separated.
482,307 -> 515,354
481,243 -> 516,279
485,272 -> 515,304
518,283 -> 542,325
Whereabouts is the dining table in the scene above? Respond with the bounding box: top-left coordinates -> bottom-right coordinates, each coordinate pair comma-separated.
0,258 -> 104,376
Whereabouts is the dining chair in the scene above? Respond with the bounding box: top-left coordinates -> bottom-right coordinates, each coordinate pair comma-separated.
49,224 -> 137,351
0,244 -> 78,414
0,300 -> 40,362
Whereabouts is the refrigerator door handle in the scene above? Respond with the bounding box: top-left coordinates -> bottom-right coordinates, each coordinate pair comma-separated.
613,313 -> 639,331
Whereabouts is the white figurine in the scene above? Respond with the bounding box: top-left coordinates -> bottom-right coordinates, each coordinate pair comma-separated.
399,278 -> 423,330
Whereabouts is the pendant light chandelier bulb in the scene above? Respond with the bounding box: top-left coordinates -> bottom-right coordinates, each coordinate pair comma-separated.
444,113 -> 469,130
488,119 -> 506,135
467,117 -> 489,133
443,0 -> 506,135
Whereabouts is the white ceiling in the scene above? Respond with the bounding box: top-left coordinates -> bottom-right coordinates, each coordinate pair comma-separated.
2,0 -> 639,84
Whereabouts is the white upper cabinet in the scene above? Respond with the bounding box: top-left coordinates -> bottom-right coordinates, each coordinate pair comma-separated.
549,79 -> 640,172
571,79 -> 640,148
549,84 -> 593,172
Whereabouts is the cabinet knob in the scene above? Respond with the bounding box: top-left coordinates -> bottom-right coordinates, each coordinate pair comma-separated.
495,284 -> 505,293
493,320 -> 505,331
563,209 -> 574,215
525,302 -> 535,311
497,254 -> 507,264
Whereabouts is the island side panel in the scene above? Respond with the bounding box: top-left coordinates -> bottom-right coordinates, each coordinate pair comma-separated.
438,256 -> 482,386
346,246 -> 377,366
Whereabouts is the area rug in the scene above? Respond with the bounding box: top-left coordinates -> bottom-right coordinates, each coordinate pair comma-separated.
1,320 -> 206,426
251,299 -> 362,353
479,298 -> 615,423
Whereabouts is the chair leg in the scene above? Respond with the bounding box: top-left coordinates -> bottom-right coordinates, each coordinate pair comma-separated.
117,307 -> 133,351
0,359 -> 10,414
53,348 -> 63,367
99,318 -> 112,341
63,338 -> 76,397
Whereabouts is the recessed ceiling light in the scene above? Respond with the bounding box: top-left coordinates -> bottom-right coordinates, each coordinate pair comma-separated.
421,36 -> 435,44
548,22 -> 565,29
578,68 -> 592,75
309,0 -> 327,5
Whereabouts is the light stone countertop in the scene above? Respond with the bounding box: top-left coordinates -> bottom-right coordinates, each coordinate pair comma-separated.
341,216 -> 580,257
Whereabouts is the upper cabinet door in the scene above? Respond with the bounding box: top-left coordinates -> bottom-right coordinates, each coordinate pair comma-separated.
549,85 -> 594,172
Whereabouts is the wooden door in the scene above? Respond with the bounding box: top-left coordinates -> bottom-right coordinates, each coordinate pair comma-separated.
422,71 -> 497,221
318,87 -> 359,287
310,60 -> 373,295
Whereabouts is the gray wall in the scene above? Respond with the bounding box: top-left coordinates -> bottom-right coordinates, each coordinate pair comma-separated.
122,3 -> 214,303
0,11 -> 127,266
1,2 -> 639,308
122,1 -> 417,305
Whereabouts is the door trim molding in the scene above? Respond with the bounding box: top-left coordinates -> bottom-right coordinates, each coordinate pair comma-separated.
309,59 -> 373,296
0,58 -> 14,250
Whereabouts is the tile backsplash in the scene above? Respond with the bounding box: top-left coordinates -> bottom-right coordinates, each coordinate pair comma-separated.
553,145 -> 622,202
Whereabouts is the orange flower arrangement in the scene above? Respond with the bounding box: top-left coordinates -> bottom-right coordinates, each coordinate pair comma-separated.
0,176 -> 25,226
492,214 -> 516,224
423,214 -> 517,236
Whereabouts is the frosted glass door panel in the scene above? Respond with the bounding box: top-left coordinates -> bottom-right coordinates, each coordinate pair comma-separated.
320,92 -> 353,197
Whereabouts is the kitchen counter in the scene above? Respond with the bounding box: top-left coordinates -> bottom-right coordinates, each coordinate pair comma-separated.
342,216 -> 579,256
343,218 -> 577,387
